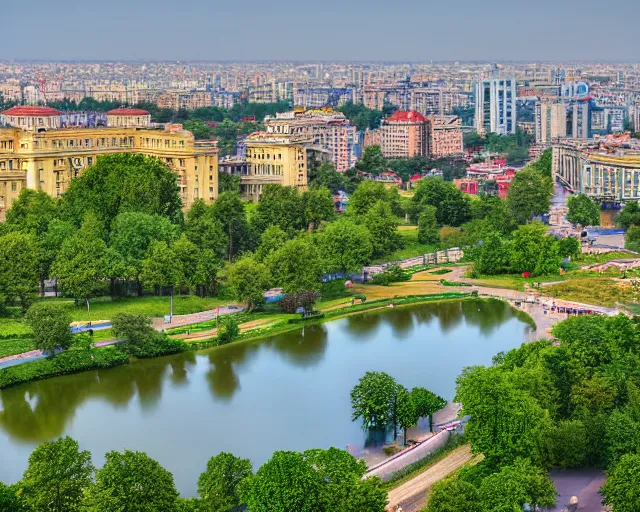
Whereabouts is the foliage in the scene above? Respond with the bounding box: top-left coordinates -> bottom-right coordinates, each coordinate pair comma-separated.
557,236 -> 581,259
25,302 -> 72,353
473,232 -> 511,275
112,313 -> 186,358
6,189 -> 59,238
217,315 -> 240,345
601,453 -> 640,512
253,185 -> 304,235
370,265 -> 410,286
302,186 -> 335,231
22,436 -> 94,512
218,171 -> 241,194
510,222 -> 561,276
266,237 -> 322,293
308,160 -> 361,194
227,256 -> 271,310
280,290 -> 320,314
86,450 -> 180,512
546,419 -> 589,468
527,148 -> 553,179
410,387 -> 447,431
424,477 -> 481,512
625,225 -> 640,253
213,192 -> 253,260
255,225 -> 288,262
417,206 -> 440,244
318,218 -> 373,273
348,180 -> 401,217
0,231 -> 39,310
364,200 -> 401,257
197,452 -> 252,512
338,102 -> 387,131
615,201 -> 640,230
350,371 -> 397,431
140,240 -> 181,290
567,193 -> 600,227
507,167 -> 553,225
412,178 -> 471,227
355,145 -> 387,176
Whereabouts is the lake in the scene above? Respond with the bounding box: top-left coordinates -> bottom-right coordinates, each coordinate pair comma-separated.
0,299 -> 532,495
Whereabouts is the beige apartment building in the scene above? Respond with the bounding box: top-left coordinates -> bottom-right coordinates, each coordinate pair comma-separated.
380,110 -> 429,158
0,106 -> 218,220
429,116 -> 464,157
535,99 -> 567,144
157,90 -> 212,110
241,132 -> 308,200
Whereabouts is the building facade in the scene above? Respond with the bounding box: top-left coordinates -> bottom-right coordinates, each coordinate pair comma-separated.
429,116 -> 463,157
553,135 -> 640,202
535,99 -> 567,144
241,132 -> 308,200
0,106 -> 218,219
380,110 -> 429,158
157,90 -> 212,110
475,78 -> 517,135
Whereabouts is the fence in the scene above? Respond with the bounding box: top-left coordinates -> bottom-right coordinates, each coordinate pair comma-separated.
362,247 -> 464,278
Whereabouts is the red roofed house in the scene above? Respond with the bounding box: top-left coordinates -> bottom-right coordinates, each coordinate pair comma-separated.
381,110 -> 428,158
106,108 -> 151,128
0,106 -> 62,130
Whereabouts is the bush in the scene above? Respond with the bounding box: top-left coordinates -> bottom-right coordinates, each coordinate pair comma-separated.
113,313 -> 187,358
0,348 -> 128,389
217,316 -> 240,345
280,290 -> 321,313
371,265 -> 410,286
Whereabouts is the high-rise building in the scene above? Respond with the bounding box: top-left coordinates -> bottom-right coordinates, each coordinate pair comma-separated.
0,106 -> 218,220
428,116 -> 464,157
475,78 -> 517,135
631,102 -> 640,133
535,99 -> 567,144
568,101 -> 592,139
380,110 -> 428,158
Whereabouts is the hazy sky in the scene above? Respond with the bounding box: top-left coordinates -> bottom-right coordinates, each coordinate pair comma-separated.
4,0 -> 639,62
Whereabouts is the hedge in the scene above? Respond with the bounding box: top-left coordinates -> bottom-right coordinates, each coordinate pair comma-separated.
0,348 -> 129,389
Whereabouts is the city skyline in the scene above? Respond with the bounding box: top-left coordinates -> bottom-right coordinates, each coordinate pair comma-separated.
5,0 -> 640,62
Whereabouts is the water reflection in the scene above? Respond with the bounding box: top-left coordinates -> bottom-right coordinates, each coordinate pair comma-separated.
264,325 -> 329,368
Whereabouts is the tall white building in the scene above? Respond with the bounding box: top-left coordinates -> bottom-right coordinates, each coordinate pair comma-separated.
535,99 -> 567,144
475,78 -> 517,135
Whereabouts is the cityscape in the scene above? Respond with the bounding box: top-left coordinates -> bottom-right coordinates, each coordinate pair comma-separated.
2,2 -> 640,511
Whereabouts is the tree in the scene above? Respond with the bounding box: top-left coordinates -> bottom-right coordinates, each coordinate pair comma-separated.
567,193 -> 600,227
25,302 -> 73,354
601,453 -> 640,512
183,119 -> 212,140
39,219 -> 77,292
0,482 -> 29,512
0,231 -> 39,310
309,161 -> 353,193
474,232 -> 511,275
616,201 -> 640,229
266,237 -> 322,293
253,185 -> 303,235
21,436 -> 94,512
424,478 -> 481,512
85,450 -> 179,512
111,313 -> 181,358
61,153 -> 183,229
527,148 -> 553,179
625,225 -> 640,253
318,218 -> 373,274
470,195 -> 516,235
6,189 -> 59,238
510,222 -> 560,276
212,192 -> 252,260
227,256 -> 271,310
184,200 -> 228,259
547,419 -> 589,469
302,186 -> 335,231
410,387 -> 447,432
417,206 -> 440,245
218,171 -> 241,193
172,234 -> 201,291
140,240 -> 181,293
197,452 -> 252,512
242,451 -> 324,512
217,315 -> 240,345
478,458 -> 557,511
507,167 -> 553,225
395,385 -> 418,445
348,180 -> 400,217
412,178 -> 471,227
350,371 -> 397,431
355,145 -> 387,176
363,200 -> 401,257
558,236 -> 581,259
255,225 -> 288,262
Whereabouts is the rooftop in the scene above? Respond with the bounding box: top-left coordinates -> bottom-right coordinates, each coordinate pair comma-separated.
1,106 -> 62,117
106,108 -> 150,116
385,110 -> 427,123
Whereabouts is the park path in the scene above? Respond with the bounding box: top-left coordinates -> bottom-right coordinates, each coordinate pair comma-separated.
385,444 -> 476,512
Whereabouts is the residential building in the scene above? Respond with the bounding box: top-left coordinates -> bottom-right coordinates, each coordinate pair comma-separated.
0,106 -> 218,220
475,78 -> 517,135
293,87 -> 353,109
535,99 -> 567,144
263,109 -> 358,172
157,90 -> 212,110
428,116 -> 463,157
568,100 -> 592,139
553,134 -> 640,201
242,132 -> 308,200
631,102 -> 640,133
213,91 -> 240,109
380,110 -> 429,158
363,128 -> 381,148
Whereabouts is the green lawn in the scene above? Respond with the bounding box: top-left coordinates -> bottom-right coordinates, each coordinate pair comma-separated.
544,278 -> 636,307
0,339 -> 36,358
372,228 -> 439,264
41,295 -> 232,322
0,318 -> 33,339
574,251 -> 634,265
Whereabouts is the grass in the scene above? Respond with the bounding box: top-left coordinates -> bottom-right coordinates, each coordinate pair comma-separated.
623,303 -> 640,315
372,228 -> 440,264
0,339 -> 36,358
0,318 -> 33,339
575,251 -> 634,265
544,278 -> 637,307
41,295 -> 231,322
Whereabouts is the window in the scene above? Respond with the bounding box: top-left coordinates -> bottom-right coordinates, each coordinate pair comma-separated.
11,182 -> 16,192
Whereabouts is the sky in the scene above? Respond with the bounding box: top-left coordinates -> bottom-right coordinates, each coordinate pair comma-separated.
4,0 -> 640,62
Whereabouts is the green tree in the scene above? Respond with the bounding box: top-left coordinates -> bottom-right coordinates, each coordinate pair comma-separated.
218,171 -> 241,193
242,451 -> 324,512
616,201 -> 640,229
266,237 -> 322,293
412,178 -> 471,227
547,419 -> 589,468
302,186 -> 335,231
227,256 -> 271,310
355,145 -> 387,176
510,222 -> 560,276
348,180 -> 401,217
395,385 -> 418,445
39,219 -> 77,292
424,478 -> 481,512
318,218 -> 373,273
172,234 -> 201,290
213,192 -> 252,260
527,148 -> 553,179
364,200 -> 401,257
255,225 -> 288,262
507,167 -> 553,225
61,153 -> 183,228
604,409 -> 640,466
253,185 -> 303,235
216,315 -> 240,345
22,436 -> 94,512
410,387 -> 447,432
601,453 -> 640,512
183,119 -> 212,140
6,189 -> 59,238
567,193 -> 600,227
309,161 -> 353,193
0,482 -> 29,512
25,302 -> 73,353
470,195 -> 516,235
85,450 -> 179,512
351,371 -> 397,431
417,205 -> 440,244
0,231 -> 39,310
557,236 -> 581,259
625,225 -> 640,253
478,458 -> 557,511
184,199 -> 228,258
197,452 -> 252,512
140,240 -> 182,294
474,232 -> 511,275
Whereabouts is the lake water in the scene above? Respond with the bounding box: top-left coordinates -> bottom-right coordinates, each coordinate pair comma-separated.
0,299 -> 531,495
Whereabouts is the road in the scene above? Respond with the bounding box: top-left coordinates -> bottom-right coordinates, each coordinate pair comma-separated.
385,444 -> 475,512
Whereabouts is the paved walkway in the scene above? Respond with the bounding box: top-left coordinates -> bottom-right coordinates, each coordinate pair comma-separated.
151,305 -> 244,331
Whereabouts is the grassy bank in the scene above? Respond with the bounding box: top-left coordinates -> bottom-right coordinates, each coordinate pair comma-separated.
544,278 -> 637,307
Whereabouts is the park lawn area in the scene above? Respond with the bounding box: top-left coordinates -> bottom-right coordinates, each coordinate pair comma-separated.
0,317 -> 33,339
466,273 -> 568,291
372,228 -> 440,264
544,278 -> 636,307
0,338 -> 36,358
42,295 -> 232,322
91,328 -> 115,342
624,303 -> 640,316
574,251 -> 635,265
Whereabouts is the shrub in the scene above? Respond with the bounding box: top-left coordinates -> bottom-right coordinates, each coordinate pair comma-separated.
217,316 -> 240,345
280,290 -> 320,313
113,313 -> 186,358
371,265 -> 410,286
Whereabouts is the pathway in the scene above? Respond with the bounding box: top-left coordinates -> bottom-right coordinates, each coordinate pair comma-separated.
151,305 -> 244,331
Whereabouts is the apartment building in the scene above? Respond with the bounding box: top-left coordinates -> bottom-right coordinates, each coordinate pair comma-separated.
380,110 -> 428,158
293,87 -> 353,109
242,132 -> 309,200
157,90 -> 212,110
475,78 -> 517,135
535,99 -> 567,144
0,106 -> 218,220
263,109 -> 357,172
429,116 -> 463,157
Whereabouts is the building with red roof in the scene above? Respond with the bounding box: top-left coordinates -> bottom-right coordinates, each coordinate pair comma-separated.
381,110 -> 428,158
106,108 -> 151,128
1,106 -> 62,130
